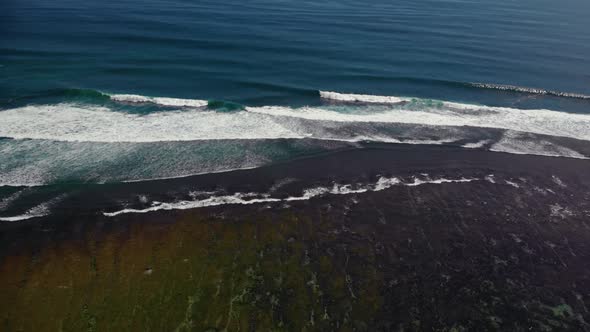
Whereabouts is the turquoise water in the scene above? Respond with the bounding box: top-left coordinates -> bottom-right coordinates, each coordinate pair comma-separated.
1,0 -> 590,219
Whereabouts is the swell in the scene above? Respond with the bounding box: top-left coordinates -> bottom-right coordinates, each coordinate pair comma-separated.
4,78 -> 587,111
1,84 -> 317,109
324,75 -> 590,101
469,83 -> 590,100
1,88 -> 110,107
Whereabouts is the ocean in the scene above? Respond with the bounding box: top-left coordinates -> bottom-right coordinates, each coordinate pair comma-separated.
3,1 -> 590,330
1,0 -> 590,217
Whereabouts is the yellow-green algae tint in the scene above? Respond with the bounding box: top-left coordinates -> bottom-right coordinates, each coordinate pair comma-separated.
0,212 -> 382,331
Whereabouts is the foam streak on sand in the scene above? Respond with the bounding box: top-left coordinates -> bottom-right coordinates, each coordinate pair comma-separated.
0,190 -> 26,211
103,175 -> 481,217
0,194 -> 66,222
0,201 -> 50,222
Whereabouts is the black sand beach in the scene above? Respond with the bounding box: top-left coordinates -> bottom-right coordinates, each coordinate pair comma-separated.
1,144 -> 590,331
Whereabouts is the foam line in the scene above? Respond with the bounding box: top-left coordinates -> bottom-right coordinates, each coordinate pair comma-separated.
0,201 -> 50,222
103,193 -> 282,216
103,175 -> 483,217
0,194 -> 67,222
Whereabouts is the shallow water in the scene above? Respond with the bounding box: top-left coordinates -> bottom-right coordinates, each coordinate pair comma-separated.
1,0 -> 590,218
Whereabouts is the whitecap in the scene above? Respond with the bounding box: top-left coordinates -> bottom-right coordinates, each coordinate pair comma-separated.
110,94 -> 208,108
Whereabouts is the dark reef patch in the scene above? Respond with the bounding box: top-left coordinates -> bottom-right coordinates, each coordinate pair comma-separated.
1,146 -> 590,331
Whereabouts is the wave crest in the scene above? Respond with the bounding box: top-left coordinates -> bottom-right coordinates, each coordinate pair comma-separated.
109,94 -> 208,107
469,83 -> 590,100
319,91 -> 411,104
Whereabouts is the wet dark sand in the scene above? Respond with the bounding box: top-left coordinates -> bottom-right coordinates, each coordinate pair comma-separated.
1,144 -> 590,331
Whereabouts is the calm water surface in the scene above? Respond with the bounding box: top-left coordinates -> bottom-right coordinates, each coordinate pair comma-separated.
2,0 -> 590,106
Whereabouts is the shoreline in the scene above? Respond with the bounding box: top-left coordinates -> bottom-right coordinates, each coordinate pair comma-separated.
1,143 -> 590,330
2,142 -> 590,226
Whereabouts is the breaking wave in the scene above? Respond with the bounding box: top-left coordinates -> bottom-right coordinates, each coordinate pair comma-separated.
469,83 -> 590,100
1,92 -> 589,143
109,94 -> 209,107
1,90 -> 589,188
319,91 -> 411,104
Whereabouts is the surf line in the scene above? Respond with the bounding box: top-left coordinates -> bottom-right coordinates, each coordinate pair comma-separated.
103,175 -> 488,217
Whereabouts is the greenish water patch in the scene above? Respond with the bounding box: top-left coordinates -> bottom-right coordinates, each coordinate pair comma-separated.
54,88 -> 110,101
404,98 -> 444,109
207,100 -> 245,112
0,213 -> 382,331
550,304 -> 573,319
0,139 -> 348,186
0,88 -> 111,109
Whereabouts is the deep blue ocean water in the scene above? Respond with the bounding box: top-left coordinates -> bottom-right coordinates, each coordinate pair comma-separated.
1,0 -> 590,219
2,0 -> 590,107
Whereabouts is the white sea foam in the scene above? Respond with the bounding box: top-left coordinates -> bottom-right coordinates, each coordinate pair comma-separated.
0,103 -> 463,145
110,94 -> 208,107
552,175 -> 567,188
404,177 -> 477,186
319,91 -> 411,104
0,201 -> 50,222
0,189 -> 26,211
374,177 -> 402,191
462,140 -> 490,149
550,204 -> 575,219
490,131 -> 588,159
329,136 -> 457,145
0,193 -> 66,222
0,163 -> 56,187
250,99 -> 590,142
0,104 -> 302,142
485,175 -> 496,183
0,138 -> 295,187
469,83 -> 590,100
505,180 -> 520,188
1,92 -> 590,145
103,175 -> 485,217
1,91 -> 589,188
103,193 -> 283,216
